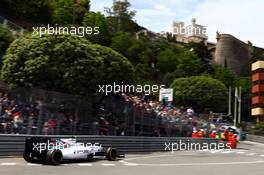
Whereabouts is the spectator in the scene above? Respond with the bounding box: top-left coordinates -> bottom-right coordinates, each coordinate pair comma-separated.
13,112 -> 23,134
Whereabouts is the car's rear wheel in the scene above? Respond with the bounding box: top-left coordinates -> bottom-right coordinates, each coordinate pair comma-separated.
46,150 -> 63,165
106,148 -> 117,161
23,153 -> 33,163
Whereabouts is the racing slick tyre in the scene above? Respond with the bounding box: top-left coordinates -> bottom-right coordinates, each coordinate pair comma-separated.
46,149 -> 63,165
23,153 -> 34,163
106,148 -> 117,161
87,153 -> 94,160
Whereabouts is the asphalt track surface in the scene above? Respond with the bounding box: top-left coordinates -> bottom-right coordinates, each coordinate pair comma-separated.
1,141 -> 264,175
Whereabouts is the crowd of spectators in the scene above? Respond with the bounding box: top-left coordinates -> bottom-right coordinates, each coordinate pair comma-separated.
0,92 -> 39,134
119,93 -> 205,137
0,91 -> 80,135
0,88 -> 229,137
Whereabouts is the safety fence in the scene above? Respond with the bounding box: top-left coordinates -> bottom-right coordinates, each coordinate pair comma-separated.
0,134 -> 223,157
0,84 -> 198,137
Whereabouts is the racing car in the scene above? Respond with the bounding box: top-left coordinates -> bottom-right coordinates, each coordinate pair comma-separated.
23,137 -> 124,165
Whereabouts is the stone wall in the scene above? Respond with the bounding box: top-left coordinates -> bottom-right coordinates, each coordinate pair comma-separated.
214,33 -> 252,75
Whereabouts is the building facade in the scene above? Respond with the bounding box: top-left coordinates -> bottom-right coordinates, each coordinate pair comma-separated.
214,33 -> 252,75
172,18 -> 207,44
252,61 -> 264,122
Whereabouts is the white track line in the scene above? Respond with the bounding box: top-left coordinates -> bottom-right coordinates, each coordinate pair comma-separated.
27,163 -> 41,166
247,153 -> 257,156
101,163 -> 115,166
236,151 -> 245,154
124,163 -> 138,166
131,160 -> 264,166
77,163 -> 93,166
222,150 -> 234,154
0,163 -> 16,166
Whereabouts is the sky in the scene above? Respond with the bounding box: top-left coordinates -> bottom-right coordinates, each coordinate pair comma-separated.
90,0 -> 264,48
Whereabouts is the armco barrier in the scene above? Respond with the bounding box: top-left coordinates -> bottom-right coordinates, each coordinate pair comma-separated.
246,134 -> 264,144
0,134 -> 223,157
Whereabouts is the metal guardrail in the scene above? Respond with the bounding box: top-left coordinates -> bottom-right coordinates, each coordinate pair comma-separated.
0,134 -> 222,157
0,16 -> 24,34
246,134 -> 264,144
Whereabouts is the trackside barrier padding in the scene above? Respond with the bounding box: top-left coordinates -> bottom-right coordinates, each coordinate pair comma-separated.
0,134 -> 223,156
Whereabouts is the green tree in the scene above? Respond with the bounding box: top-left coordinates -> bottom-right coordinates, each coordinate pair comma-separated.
157,48 -> 202,75
0,0 -> 53,24
176,50 -> 202,76
105,0 -> 138,33
157,48 -> 178,73
52,0 -> 90,25
105,0 -> 135,19
127,39 -> 150,64
235,76 -> 252,121
82,12 -> 110,45
0,25 -> 15,53
110,32 -> 134,57
1,34 -> 134,95
211,65 -> 237,88
52,0 -> 76,24
186,41 -> 213,73
92,44 -> 134,84
170,76 -> 228,112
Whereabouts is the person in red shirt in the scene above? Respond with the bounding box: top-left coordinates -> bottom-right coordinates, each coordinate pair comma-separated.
224,130 -> 229,141
197,129 -> 204,138
209,130 -> 218,138
192,130 -> 199,138
227,132 -> 238,149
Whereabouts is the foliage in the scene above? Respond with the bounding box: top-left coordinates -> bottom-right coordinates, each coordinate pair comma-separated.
211,64 -> 237,88
157,48 -> 202,75
82,12 -> 111,45
0,25 -> 15,53
185,41 -> 213,73
0,0 -> 53,24
110,32 -> 134,57
105,0 -> 142,33
1,34 -> 134,95
51,0 -> 75,24
235,76 -> 252,121
170,76 -> 228,112
156,48 -> 178,73
92,44 -> 134,84
252,46 -> 264,63
250,123 -> 264,136
0,0 -> 90,25
105,0 -> 135,19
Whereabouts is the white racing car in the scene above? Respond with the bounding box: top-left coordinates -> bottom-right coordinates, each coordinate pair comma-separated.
23,137 -> 124,165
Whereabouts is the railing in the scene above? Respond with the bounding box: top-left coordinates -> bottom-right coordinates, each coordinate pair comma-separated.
0,16 -> 24,34
246,134 -> 264,144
